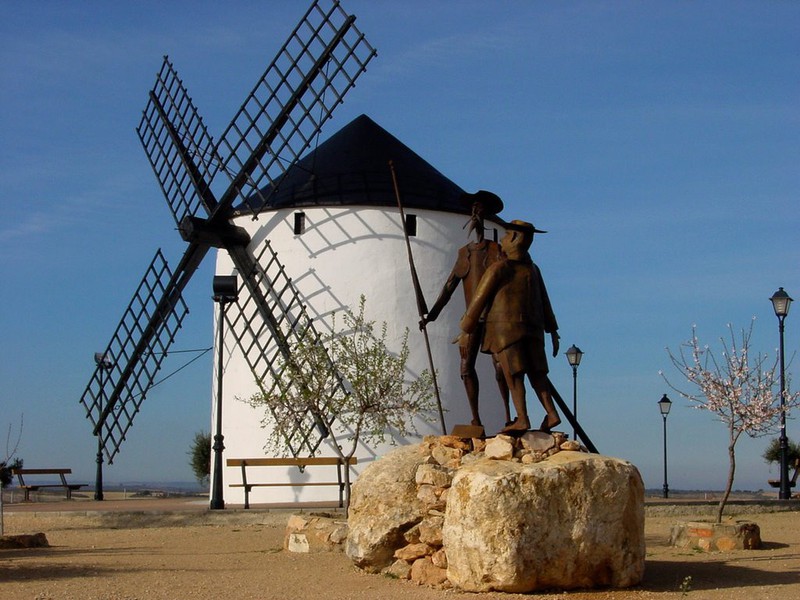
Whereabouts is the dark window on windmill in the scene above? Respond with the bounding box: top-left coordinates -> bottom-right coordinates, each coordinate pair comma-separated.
294,212 -> 306,235
404,214 -> 417,237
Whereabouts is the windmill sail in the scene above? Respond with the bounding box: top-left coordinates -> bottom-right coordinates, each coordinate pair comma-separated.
137,57 -> 222,228
80,0 -> 375,465
78,249 -> 189,463
212,0 -> 376,218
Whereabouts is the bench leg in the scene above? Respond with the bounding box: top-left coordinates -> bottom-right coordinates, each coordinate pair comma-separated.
244,485 -> 251,510
336,462 -> 344,508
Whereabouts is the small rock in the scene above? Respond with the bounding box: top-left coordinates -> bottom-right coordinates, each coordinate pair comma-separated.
384,559 -> 413,580
431,547 -> 448,569
519,431 -> 555,453
415,463 -> 452,487
437,435 -> 472,451
416,484 -> 440,507
404,523 -> 421,544
485,435 -> 515,460
395,542 -> 434,561
432,445 -> 464,468
286,533 -> 310,553
418,516 -> 444,546
410,556 -> 449,587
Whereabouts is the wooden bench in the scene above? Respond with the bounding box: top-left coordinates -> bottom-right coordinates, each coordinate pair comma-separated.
226,457 -> 357,509
768,458 -> 800,490
11,468 -> 86,501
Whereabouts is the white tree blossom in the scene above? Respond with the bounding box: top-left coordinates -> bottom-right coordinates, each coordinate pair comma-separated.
662,319 -> 799,523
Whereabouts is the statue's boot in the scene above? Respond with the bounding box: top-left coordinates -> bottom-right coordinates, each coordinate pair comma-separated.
501,417 -> 530,434
539,413 -> 561,433
537,391 -> 561,433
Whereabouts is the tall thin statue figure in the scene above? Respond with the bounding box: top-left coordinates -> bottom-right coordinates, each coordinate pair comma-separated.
421,191 -> 510,427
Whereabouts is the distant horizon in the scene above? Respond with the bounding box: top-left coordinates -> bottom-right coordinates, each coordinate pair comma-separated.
3,479 -> 784,497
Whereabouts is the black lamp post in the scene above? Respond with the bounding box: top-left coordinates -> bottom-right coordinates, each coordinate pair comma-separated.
93,352 -> 113,501
565,345 -> 584,440
770,287 -> 793,500
658,394 -> 672,499
210,275 -> 238,510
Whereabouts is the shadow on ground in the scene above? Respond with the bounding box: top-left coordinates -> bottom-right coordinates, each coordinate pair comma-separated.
643,556 -> 800,592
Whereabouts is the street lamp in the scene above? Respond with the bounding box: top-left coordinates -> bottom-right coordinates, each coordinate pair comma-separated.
770,287 -> 793,500
210,275 -> 238,510
93,352 -> 113,501
658,394 -> 672,499
565,345 -> 584,440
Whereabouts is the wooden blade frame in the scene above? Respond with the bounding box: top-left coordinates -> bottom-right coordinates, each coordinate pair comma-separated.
78,249 -> 189,463
81,0 -> 375,464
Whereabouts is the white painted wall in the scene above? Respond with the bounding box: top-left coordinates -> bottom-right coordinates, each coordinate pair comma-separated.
212,205 -> 507,505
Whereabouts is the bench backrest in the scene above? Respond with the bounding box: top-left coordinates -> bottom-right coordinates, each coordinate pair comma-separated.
12,468 -> 72,475
226,457 -> 357,467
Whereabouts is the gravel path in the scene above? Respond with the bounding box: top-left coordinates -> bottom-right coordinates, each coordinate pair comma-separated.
2,496 -> 799,599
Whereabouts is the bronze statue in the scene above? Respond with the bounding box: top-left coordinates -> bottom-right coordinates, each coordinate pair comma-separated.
459,219 -> 561,433
421,191 -> 510,427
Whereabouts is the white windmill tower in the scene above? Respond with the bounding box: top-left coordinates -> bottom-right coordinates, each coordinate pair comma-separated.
216,114 -> 511,505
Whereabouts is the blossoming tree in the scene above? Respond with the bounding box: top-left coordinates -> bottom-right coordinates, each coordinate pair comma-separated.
245,296 -> 436,510
662,319 -> 800,523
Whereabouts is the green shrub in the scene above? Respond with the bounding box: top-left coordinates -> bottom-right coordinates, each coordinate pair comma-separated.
763,437 -> 800,464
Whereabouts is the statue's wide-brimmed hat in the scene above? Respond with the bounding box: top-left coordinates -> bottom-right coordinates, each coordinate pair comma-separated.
502,219 -> 547,234
461,190 -> 503,215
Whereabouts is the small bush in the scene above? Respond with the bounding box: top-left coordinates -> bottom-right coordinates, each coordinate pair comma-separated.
762,437 -> 800,465
0,458 -> 23,489
188,431 -> 211,488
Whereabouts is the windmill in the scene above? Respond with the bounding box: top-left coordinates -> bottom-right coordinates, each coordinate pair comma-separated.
78,0 -> 377,497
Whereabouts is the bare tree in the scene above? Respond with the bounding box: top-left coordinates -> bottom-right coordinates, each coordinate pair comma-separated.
662,320 -> 800,523
244,296 -> 436,510
1,416 -> 24,536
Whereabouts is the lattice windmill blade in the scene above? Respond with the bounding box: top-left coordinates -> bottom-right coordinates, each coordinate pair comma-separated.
79,249 -> 190,464
137,56 -> 223,228
209,0 -> 376,218
79,0 -> 375,467
224,238 -> 344,456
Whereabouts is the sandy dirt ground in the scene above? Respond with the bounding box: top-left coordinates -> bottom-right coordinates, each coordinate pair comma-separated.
1,495 -> 799,600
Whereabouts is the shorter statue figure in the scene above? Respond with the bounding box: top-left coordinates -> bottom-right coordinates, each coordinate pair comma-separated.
459,219 -> 561,433
421,191 -> 509,427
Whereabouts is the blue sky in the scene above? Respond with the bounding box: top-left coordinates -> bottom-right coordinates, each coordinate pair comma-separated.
1,1 -> 797,492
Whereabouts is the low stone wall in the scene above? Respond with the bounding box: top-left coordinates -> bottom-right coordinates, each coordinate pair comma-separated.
669,521 -> 762,551
284,512 -> 348,553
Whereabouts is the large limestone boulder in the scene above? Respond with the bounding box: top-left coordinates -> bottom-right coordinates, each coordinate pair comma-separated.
345,444 -> 428,571
443,451 -> 645,593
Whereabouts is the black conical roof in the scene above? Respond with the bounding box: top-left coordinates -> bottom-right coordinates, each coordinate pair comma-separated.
240,114 -> 470,215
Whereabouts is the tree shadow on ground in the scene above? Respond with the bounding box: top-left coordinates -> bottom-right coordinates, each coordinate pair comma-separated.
642,556 -> 800,592
0,545 -> 156,583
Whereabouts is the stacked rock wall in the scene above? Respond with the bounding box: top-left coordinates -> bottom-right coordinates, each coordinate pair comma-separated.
345,434 -> 645,592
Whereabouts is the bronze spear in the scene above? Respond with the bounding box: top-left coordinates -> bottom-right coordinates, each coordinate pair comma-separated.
389,160 -> 446,435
